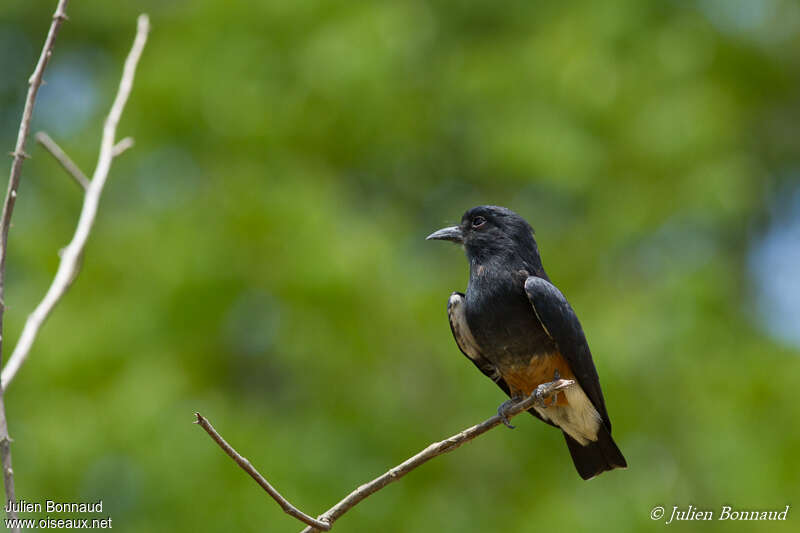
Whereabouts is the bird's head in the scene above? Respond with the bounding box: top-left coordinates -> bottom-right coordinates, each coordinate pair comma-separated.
426,205 -> 543,269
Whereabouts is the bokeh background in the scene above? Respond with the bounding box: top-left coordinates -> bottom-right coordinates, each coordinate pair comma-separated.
2,1 -> 800,531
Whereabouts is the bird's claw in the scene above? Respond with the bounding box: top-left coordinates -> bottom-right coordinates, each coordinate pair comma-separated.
496,398 -> 521,429
534,382 -> 559,408
533,385 -> 548,408
541,370 -> 561,407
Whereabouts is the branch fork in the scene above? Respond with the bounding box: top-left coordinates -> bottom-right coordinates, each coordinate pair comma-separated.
0,4 -> 150,527
197,378 -> 575,532
1,13 -> 150,391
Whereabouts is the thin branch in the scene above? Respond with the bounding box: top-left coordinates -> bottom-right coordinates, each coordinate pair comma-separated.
0,0 -> 71,524
35,131 -> 89,190
112,137 -> 135,157
0,0 -> 70,268
1,14 -> 150,390
196,379 -> 575,532
194,414 -> 333,531
300,378 -> 574,532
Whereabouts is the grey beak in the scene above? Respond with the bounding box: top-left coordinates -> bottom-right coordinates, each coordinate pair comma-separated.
426,225 -> 463,243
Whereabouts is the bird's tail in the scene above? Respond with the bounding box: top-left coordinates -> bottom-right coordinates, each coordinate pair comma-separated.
563,424 -> 627,480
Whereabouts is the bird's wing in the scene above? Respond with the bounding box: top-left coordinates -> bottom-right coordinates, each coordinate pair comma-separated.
447,292 -> 556,427
447,292 -> 506,389
523,277 -> 611,430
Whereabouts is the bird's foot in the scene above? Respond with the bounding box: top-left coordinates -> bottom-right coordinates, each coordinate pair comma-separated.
496,397 -> 523,429
549,370 -> 561,406
533,383 -> 553,409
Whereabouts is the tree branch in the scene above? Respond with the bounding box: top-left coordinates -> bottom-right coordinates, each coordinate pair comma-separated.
196,378 -> 575,532
194,414 -> 333,531
34,130 -> 136,193
0,0 -> 71,524
35,131 -> 89,190
1,14 -> 150,390
112,137 -> 135,158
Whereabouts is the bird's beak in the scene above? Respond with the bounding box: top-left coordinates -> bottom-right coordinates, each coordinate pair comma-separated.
426,225 -> 463,244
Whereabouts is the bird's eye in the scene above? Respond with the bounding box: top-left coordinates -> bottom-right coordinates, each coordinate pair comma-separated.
471,216 -> 486,228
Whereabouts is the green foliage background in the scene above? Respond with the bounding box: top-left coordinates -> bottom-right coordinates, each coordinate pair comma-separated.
2,1 -> 799,531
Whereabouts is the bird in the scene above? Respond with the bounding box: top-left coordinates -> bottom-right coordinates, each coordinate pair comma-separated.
427,205 -> 626,480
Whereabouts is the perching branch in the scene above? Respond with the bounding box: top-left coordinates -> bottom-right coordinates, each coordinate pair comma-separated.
196,378 -> 575,532
1,13 -> 150,390
35,131 -> 90,190
194,414 -> 333,531
0,0 -> 71,523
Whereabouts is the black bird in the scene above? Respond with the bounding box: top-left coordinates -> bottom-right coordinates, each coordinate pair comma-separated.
427,205 -> 626,480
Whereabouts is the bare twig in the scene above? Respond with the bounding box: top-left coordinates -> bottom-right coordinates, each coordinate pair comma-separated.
194,414 -> 333,531
0,0 -> 71,523
1,14 -> 150,390
35,131 -> 89,190
196,379 -> 575,532
112,137 -> 135,157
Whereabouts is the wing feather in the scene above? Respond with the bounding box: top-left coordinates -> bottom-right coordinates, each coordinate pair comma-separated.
523,277 -> 611,430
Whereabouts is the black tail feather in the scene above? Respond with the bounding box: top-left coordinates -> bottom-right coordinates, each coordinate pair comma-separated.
564,425 -> 627,480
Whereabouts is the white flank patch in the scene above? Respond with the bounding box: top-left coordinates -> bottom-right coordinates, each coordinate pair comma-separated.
534,383 -> 602,445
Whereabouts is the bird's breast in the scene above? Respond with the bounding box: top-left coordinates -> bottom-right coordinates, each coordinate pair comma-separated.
464,275 -> 554,368
501,351 -> 574,399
